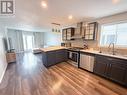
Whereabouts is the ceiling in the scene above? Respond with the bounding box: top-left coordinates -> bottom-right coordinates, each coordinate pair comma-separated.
0,0 -> 127,32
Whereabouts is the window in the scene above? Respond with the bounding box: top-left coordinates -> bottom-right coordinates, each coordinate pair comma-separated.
100,22 -> 127,47
23,35 -> 34,51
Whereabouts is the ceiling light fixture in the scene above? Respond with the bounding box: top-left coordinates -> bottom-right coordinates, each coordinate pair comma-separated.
112,0 -> 120,4
41,1 -> 47,8
51,23 -> 61,33
68,15 -> 73,20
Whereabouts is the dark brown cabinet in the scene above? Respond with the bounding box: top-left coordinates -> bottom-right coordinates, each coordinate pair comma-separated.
62,29 -> 67,41
84,22 -> 98,40
42,49 -> 68,67
62,28 -> 75,41
124,72 -> 127,84
109,64 -> 126,84
56,49 -> 68,63
94,55 -> 109,78
109,59 -> 127,84
94,55 -> 127,86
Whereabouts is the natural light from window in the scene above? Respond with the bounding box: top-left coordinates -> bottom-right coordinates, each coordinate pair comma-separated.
100,22 -> 127,47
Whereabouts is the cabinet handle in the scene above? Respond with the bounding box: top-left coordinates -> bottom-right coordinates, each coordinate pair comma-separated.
107,58 -> 113,61
109,64 -> 111,67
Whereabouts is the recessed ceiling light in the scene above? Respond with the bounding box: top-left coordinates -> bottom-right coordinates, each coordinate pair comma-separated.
41,1 -> 47,8
68,15 -> 73,20
112,0 -> 120,4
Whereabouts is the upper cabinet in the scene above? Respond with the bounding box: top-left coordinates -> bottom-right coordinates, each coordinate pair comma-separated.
62,29 -> 67,41
62,22 -> 98,41
73,22 -> 98,40
84,22 -> 98,40
62,28 -> 75,41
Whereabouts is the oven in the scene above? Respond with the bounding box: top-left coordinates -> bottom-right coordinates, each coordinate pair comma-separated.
67,48 -> 81,67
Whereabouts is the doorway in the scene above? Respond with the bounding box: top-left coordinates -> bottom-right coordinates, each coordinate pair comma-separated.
23,35 -> 34,52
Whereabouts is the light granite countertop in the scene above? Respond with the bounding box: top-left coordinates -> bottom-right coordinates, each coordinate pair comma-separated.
40,46 -> 127,60
40,46 -> 67,52
80,49 -> 127,60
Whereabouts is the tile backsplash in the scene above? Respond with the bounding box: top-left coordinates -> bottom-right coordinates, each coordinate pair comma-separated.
69,39 -> 98,48
67,39 -> 127,55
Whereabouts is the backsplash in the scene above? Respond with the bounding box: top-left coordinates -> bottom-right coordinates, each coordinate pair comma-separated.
67,39 -> 98,48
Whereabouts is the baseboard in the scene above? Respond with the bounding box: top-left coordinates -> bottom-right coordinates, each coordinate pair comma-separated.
0,63 -> 7,83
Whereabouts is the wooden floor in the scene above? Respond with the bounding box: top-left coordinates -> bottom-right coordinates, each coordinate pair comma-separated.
0,53 -> 127,95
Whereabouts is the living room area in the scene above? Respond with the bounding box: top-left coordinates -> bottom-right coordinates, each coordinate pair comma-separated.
6,28 -> 62,54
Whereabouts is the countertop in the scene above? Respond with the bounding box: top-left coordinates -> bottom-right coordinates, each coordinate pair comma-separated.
80,49 -> 127,60
40,46 -> 67,52
40,46 -> 127,60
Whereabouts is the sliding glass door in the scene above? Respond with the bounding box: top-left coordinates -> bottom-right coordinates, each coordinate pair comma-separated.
23,35 -> 34,51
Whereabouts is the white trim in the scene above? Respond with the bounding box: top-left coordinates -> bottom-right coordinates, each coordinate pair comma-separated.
101,20 -> 127,26
0,63 -> 7,83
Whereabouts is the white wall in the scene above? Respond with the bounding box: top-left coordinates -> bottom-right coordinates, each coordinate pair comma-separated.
44,32 -> 62,46
0,28 -> 7,83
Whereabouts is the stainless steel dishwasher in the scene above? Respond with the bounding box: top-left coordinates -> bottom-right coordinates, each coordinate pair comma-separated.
79,53 -> 95,72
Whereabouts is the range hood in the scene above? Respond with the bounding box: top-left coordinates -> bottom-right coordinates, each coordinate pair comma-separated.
71,22 -> 84,39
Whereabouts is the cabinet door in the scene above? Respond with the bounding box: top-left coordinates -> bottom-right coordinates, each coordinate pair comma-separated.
66,28 -> 72,40
124,71 -> 127,86
47,51 -> 56,66
62,28 -> 74,40
63,49 -> 68,61
94,55 -> 109,77
56,50 -> 63,63
84,22 -> 97,40
56,49 -> 67,63
109,59 -> 127,84
62,29 -> 67,40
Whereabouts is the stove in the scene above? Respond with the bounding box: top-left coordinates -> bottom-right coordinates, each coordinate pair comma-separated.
68,47 -> 84,52
67,47 -> 84,67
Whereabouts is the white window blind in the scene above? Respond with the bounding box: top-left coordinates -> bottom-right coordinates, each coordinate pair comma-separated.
100,22 -> 127,47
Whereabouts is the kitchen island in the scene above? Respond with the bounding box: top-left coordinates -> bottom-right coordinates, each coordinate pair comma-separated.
40,46 -> 68,67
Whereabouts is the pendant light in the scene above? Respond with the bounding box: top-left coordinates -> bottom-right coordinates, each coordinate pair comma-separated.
51,23 -> 61,33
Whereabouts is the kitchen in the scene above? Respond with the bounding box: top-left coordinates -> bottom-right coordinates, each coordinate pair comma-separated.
40,12 -> 127,94
0,0 -> 127,95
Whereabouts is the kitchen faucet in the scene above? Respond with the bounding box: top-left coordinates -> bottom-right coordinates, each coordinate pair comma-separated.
108,43 -> 115,55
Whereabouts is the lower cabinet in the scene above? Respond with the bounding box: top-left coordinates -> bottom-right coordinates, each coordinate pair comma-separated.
56,49 -> 68,63
47,51 -> 56,66
94,55 -> 127,86
42,49 -> 68,67
94,56 -> 109,78
124,72 -> 127,84
109,59 -> 127,84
